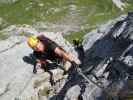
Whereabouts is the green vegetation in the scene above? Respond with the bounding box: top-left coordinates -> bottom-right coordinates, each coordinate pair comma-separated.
0,0 -> 69,24
64,31 -> 85,43
0,0 -> 132,40
0,32 -> 8,40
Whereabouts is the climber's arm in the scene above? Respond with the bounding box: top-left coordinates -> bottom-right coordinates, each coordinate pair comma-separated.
54,47 -> 80,64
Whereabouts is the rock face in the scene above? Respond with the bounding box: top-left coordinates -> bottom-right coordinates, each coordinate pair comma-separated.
0,32 -> 77,100
82,12 -> 133,100
0,12 -> 133,100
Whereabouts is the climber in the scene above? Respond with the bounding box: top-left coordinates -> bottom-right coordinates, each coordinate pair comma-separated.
27,35 -> 81,74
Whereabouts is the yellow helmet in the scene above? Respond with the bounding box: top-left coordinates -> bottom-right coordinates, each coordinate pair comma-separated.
27,35 -> 39,48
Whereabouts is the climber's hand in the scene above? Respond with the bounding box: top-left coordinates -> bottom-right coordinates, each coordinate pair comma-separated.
36,63 -> 42,69
71,61 -> 79,68
74,59 -> 81,65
